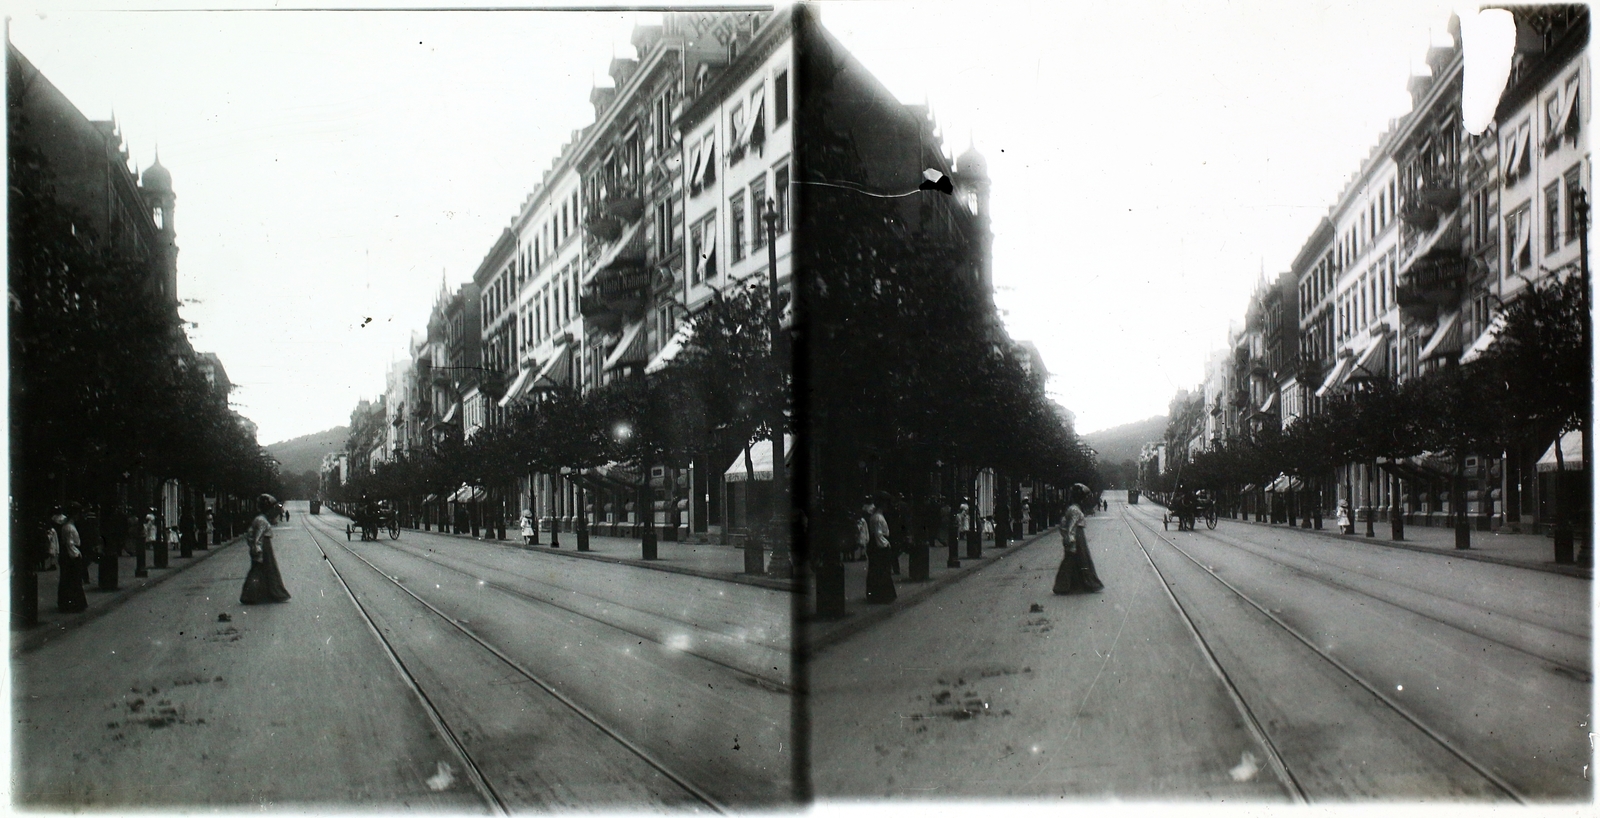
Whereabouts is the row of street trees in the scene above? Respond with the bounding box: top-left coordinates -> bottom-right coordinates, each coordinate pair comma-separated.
1155,269 -> 1587,555
10,133 -> 279,625
335,280 -> 787,556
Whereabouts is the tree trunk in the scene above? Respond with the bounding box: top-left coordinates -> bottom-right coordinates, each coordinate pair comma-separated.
640,458 -> 658,560
1453,452 -> 1471,550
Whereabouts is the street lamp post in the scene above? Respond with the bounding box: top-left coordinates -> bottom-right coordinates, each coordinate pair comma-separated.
763,200 -> 793,579
1570,188 -> 1592,566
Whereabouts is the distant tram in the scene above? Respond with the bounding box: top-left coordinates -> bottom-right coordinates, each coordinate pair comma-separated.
309,499 -> 322,515
1127,489 -> 1140,505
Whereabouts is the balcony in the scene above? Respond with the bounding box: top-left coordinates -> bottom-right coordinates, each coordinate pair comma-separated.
1400,174 -> 1459,232
585,213 -> 624,243
1397,252 -> 1464,319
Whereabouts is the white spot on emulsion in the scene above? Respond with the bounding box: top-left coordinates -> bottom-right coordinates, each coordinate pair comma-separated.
426,761 -> 454,791
665,633 -> 692,651
1396,685 -> 1403,691
1229,751 -> 1261,782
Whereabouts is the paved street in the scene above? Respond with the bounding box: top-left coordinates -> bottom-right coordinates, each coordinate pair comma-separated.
809,498 -> 1590,802
14,501 -> 794,810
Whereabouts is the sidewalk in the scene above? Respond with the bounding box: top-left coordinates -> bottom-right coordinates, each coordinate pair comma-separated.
12,535 -> 245,655
1198,510 -> 1592,579
331,511 -> 797,592
804,528 -> 1055,652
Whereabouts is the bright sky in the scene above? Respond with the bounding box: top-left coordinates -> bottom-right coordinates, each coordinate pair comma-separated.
12,1 -> 1474,444
819,0 -> 1471,434
10,5 -> 654,445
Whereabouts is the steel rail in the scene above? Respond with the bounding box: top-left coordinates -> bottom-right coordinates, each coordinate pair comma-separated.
1122,508 -> 1529,804
1120,514 -> 1309,804
298,517 -> 509,815
336,526 -> 790,693
300,515 -> 728,812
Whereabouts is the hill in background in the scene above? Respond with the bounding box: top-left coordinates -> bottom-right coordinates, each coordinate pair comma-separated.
265,426 -> 347,477
1083,415 -> 1167,468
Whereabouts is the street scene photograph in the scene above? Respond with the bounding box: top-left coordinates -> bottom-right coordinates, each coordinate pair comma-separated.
801,0 -> 1594,807
10,4 -> 799,810
6,0 -> 1594,813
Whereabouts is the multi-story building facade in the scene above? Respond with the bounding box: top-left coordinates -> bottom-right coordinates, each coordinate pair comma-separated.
677,10 -> 793,541
1290,220 -> 1335,423
466,228 -> 516,440
1482,5 -> 1589,533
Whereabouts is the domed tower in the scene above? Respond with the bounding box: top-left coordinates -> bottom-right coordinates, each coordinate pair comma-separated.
954,142 -> 993,295
140,151 -> 178,305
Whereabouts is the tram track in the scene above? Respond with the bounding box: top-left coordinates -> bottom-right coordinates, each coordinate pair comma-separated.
1130,508 -> 1589,677
297,514 -> 729,812
1119,507 -> 1529,803
316,521 -> 789,693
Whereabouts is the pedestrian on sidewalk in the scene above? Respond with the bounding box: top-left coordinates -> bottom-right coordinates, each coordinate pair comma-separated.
205,507 -> 216,546
520,508 -> 536,546
849,510 -> 869,562
864,494 -> 896,604
1052,484 -> 1104,595
138,510 -> 158,577
52,505 -> 88,613
1337,500 -> 1354,535
241,493 -> 291,605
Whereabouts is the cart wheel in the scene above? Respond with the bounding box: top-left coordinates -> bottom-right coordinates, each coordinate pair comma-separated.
389,520 -> 400,540
1206,512 -> 1218,530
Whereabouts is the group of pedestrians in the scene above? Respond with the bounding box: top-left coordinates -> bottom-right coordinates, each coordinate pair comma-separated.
35,494 -> 289,614
851,483 -> 1107,605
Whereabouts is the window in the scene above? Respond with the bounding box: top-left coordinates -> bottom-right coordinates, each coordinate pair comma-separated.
750,175 -> 767,250
1566,165 -> 1584,245
774,163 -> 789,233
729,104 -> 745,158
1507,204 -> 1532,272
690,215 -> 718,285
1563,73 -> 1581,142
775,69 -> 789,126
1545,181 -> 1562,254
1545,92 -> 1563,152
730,192 -> 746,262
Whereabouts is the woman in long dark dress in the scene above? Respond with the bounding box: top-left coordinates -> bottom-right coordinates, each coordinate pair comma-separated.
241,494 -> 291,604
863,494 -> 897,604
1053,485 -> 1104,595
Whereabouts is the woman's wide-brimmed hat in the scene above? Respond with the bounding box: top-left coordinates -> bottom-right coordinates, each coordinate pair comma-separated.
256,493 -> 279,512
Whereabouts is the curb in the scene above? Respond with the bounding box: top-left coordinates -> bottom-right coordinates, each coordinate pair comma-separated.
11,534 -> 247,656
1153,506 -> 1592,580
804,527 -> 1057,655
323,513 -> 797,592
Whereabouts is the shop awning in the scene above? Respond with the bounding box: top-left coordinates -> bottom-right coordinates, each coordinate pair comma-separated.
423,493 -> 440,504
645,320 -> 697,374
1241,483 -> 1257,493
1347,335 -> 1389,382
724,435 -> 795,482
1537,430 -> 1585,472
529,344 -> 572,390
591,220 -> 646,274
1265,474 -> 1304,492
1315,354 -> 1355,398
1458,312 -> 1506,364
440,401 -> 459,425
1259,391 -> 1278,415
1418,310 -> 1461,362
496,366 -> 534,408
449,485 -> 486,503
603,321 -> 647,371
